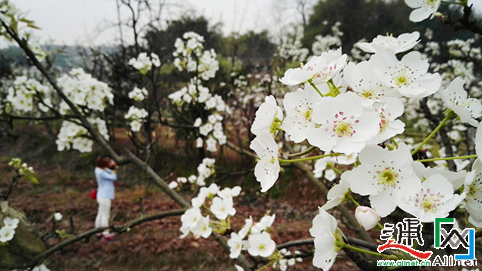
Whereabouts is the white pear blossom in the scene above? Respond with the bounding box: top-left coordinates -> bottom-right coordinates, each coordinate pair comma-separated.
250,132 -> 280,192
251,95 -> 283,136
0,227 -> 15,243
247,231 -> 276,257
205,136 -> 218,152
324,169 -> 337,182
180,207 -> 202,238
357,31 -> 420,54
307,92 -> 380,154
279,48 -> 347,86
72,137 -> 93,153
344,60 -> 399,105
412,161 -> 467,190
217,186 -> 241,198
194,118 -> 202,127
343,143 -> 421,217
32,264 -> 50,271
54,212 -> 62,222
281,83 -> 322,142
3,217 -> 19,229
440,77 -> 482,127
477,122 -> 482,160
405,0 -> 441,22
200,124 -> 213,136
196,137 -> 203,148
228,232 -> 243,258
168,181 -> 178,189
251,214 -> 276,234
239,216 -> 254,239
188,175 -> 197,184
398,174 -> 465,222
369,97 -> 406,144
310,207 -> 340,270
124,106 -> 148,132
313,157 -> 336,178
322,178 -> 349,210
355,206 -> 380,231
191,215 -> 212,239
372,50 -> 441,99
210,197 -> 236,220
128,87 -> 148,101
336,153 -> 358,165
464,160 -> 482,225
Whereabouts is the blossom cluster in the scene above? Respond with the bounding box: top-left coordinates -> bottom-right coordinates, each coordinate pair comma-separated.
275,26 -> 309,62
168,79 -> 226,112
195,113 -> 227,152
0,217 -> 18,243
124,106 -> 148,132
57,68 -> 113,114
168,157 -> 216,189
56,118 -> 108,152
169,33 -> 227,153
227,211 -> 303,270
128,87 -> 148,102
247,27 -> 482,269
173,32 -> 219,80
6,76 -> 51,113
128,52 -> 161,75
312,22 -> 343,55
8,158 -> 35,177
168,80 -> 227,153
179,183 -> 240,239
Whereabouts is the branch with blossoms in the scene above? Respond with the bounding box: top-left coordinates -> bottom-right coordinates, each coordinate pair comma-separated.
0,12 -> 254,271
0,209 -> 186,270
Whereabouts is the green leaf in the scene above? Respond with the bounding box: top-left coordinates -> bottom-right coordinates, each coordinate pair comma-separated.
27,24 -> 41,30
19,18 -> 35,24
25,174 -> 39,184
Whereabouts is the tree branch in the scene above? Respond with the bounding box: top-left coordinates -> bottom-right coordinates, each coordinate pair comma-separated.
439,4 -> 482,35
31,209 -> 187,267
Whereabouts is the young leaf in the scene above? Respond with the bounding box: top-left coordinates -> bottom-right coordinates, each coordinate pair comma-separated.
25,174 -> 39,184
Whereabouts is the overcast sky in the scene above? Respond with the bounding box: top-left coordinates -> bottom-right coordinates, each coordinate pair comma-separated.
9,0 -> 303,47
6,0 -> 482,48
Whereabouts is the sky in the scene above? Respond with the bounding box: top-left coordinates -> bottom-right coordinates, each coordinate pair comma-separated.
8,0 -> 304,47
5,0 -> 482,48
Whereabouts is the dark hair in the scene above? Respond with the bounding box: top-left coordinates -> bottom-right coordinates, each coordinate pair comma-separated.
96,155 -> 111,168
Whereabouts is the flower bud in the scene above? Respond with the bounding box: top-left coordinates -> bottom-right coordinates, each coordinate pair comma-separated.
355,206 -> 380,231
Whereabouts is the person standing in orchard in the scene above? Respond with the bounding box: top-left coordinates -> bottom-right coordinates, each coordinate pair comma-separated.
94,155 -> 118,240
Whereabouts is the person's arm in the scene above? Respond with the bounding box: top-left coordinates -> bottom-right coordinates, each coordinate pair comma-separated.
99,169 -> 117,182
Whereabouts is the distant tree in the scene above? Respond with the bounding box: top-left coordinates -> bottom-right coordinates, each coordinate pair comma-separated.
304,0 -> 416,52
223,30 -> 277,70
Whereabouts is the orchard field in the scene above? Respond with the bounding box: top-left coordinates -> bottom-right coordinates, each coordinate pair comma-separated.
0,0 -> 482,270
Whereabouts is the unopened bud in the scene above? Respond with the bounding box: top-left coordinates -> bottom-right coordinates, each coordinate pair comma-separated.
355,206 -> 380,231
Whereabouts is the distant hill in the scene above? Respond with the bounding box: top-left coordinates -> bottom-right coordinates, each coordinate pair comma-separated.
0,45 -> 117,71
